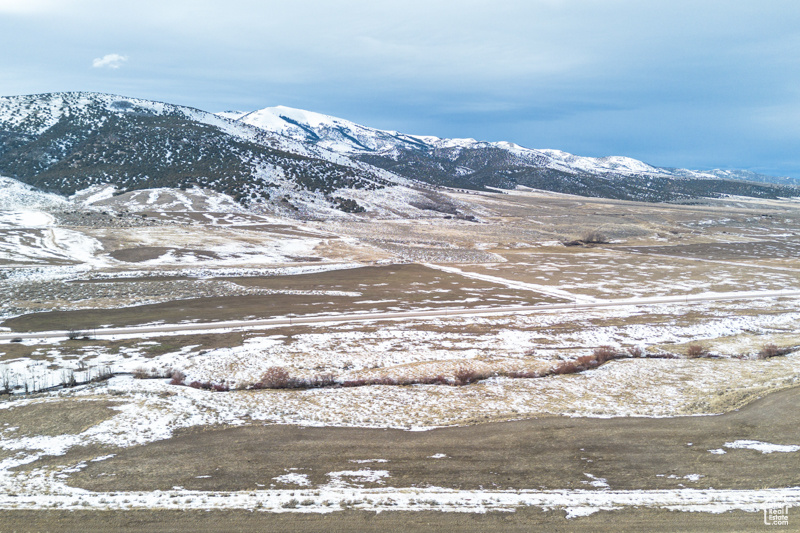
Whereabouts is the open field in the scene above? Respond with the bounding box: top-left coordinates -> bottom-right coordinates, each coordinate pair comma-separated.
1,187 -> 799,528
0,384 -> 798,531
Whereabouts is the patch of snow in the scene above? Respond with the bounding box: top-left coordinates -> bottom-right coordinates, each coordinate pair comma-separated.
0,211 -> 54,228
582,473 -> 610,489
273,473 -> 311,486
71,184 -> 117,205
724,440 -> 800,454
326,469 -> 390,487
0,177 -> 67,211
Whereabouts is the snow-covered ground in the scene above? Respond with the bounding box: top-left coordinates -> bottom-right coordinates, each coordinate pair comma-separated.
1,371 -> 799,517
1,472 -> 797,517
2,175 -> 800,519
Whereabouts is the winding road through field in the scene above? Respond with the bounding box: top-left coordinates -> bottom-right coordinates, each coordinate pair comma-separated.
2,288 -> 799,340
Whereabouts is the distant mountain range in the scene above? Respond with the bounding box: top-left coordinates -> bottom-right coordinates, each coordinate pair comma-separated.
0,92 -> 797,218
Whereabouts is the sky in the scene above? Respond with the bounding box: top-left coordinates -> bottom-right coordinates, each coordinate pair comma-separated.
1,0 -> 799,177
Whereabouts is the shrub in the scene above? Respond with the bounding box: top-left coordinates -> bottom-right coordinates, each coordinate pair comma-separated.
581,230 -> 609,244
757,343 -> 793,359
0,369 -> 12,394
394,376 -> 416,386
256,367 -> 290,389
418,374 -> 449,385
686,344 -> 708,358
61,369 -> 77,388
645,351 -> 678,359
575,355 -> 599,371
307,373 -> 336,388
454,366 -> 478,386
132,366 -> 150,379
453,366 -> 494,386
90,366 -> 114,382
758,343 -> 780,359
281,498 -> 299,509
592,346 -> 619,364
551,361 -> 578,375
626,345 -> 645,358
505,370 -> 542,379
169,370 -> 186,386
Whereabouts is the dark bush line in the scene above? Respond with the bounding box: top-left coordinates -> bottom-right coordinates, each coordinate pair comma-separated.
341,374 -> 452,387
563,230 -> 609,247
167,347 -> 630,393
755,343 -> 796,360
165,341 -> 798,393
249,367 -> 337,390
133,366 -> 174,380
188,381 -> 230,392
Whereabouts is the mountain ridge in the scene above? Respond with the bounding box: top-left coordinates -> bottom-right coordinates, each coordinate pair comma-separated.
0,92 -> 455,219
0,91 -> 796,218
231,104 -> 798,187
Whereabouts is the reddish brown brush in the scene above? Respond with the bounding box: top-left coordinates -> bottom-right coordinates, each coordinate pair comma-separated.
626,345 -> 645,358
592,346 -> 619,364
255,366 -> 291,389
686,344 -> 708,358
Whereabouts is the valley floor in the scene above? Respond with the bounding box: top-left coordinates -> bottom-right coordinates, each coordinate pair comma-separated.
1,185 -> 799,529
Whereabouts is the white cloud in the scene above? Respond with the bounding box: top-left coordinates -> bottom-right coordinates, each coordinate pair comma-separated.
92,53 -> 128,69
0,0 -> 57,14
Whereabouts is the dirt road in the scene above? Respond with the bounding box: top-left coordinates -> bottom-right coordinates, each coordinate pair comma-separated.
2,288 -> 799,340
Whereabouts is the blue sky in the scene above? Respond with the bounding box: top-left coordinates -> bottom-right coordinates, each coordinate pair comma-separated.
2,0 -> 799,177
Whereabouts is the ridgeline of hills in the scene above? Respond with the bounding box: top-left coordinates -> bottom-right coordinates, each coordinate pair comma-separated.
0,92 -> 797,218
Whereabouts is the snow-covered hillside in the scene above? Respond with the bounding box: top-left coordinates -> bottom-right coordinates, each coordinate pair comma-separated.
229,105 -> 796,186
0,176 -> 67,211
235,106 -> 430,155
0,93 -> 447,219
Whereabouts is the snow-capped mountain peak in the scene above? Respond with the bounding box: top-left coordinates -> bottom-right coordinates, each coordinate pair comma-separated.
231,105 -> 430,154
229,104 -> 797,189
222,104 -> 674,177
